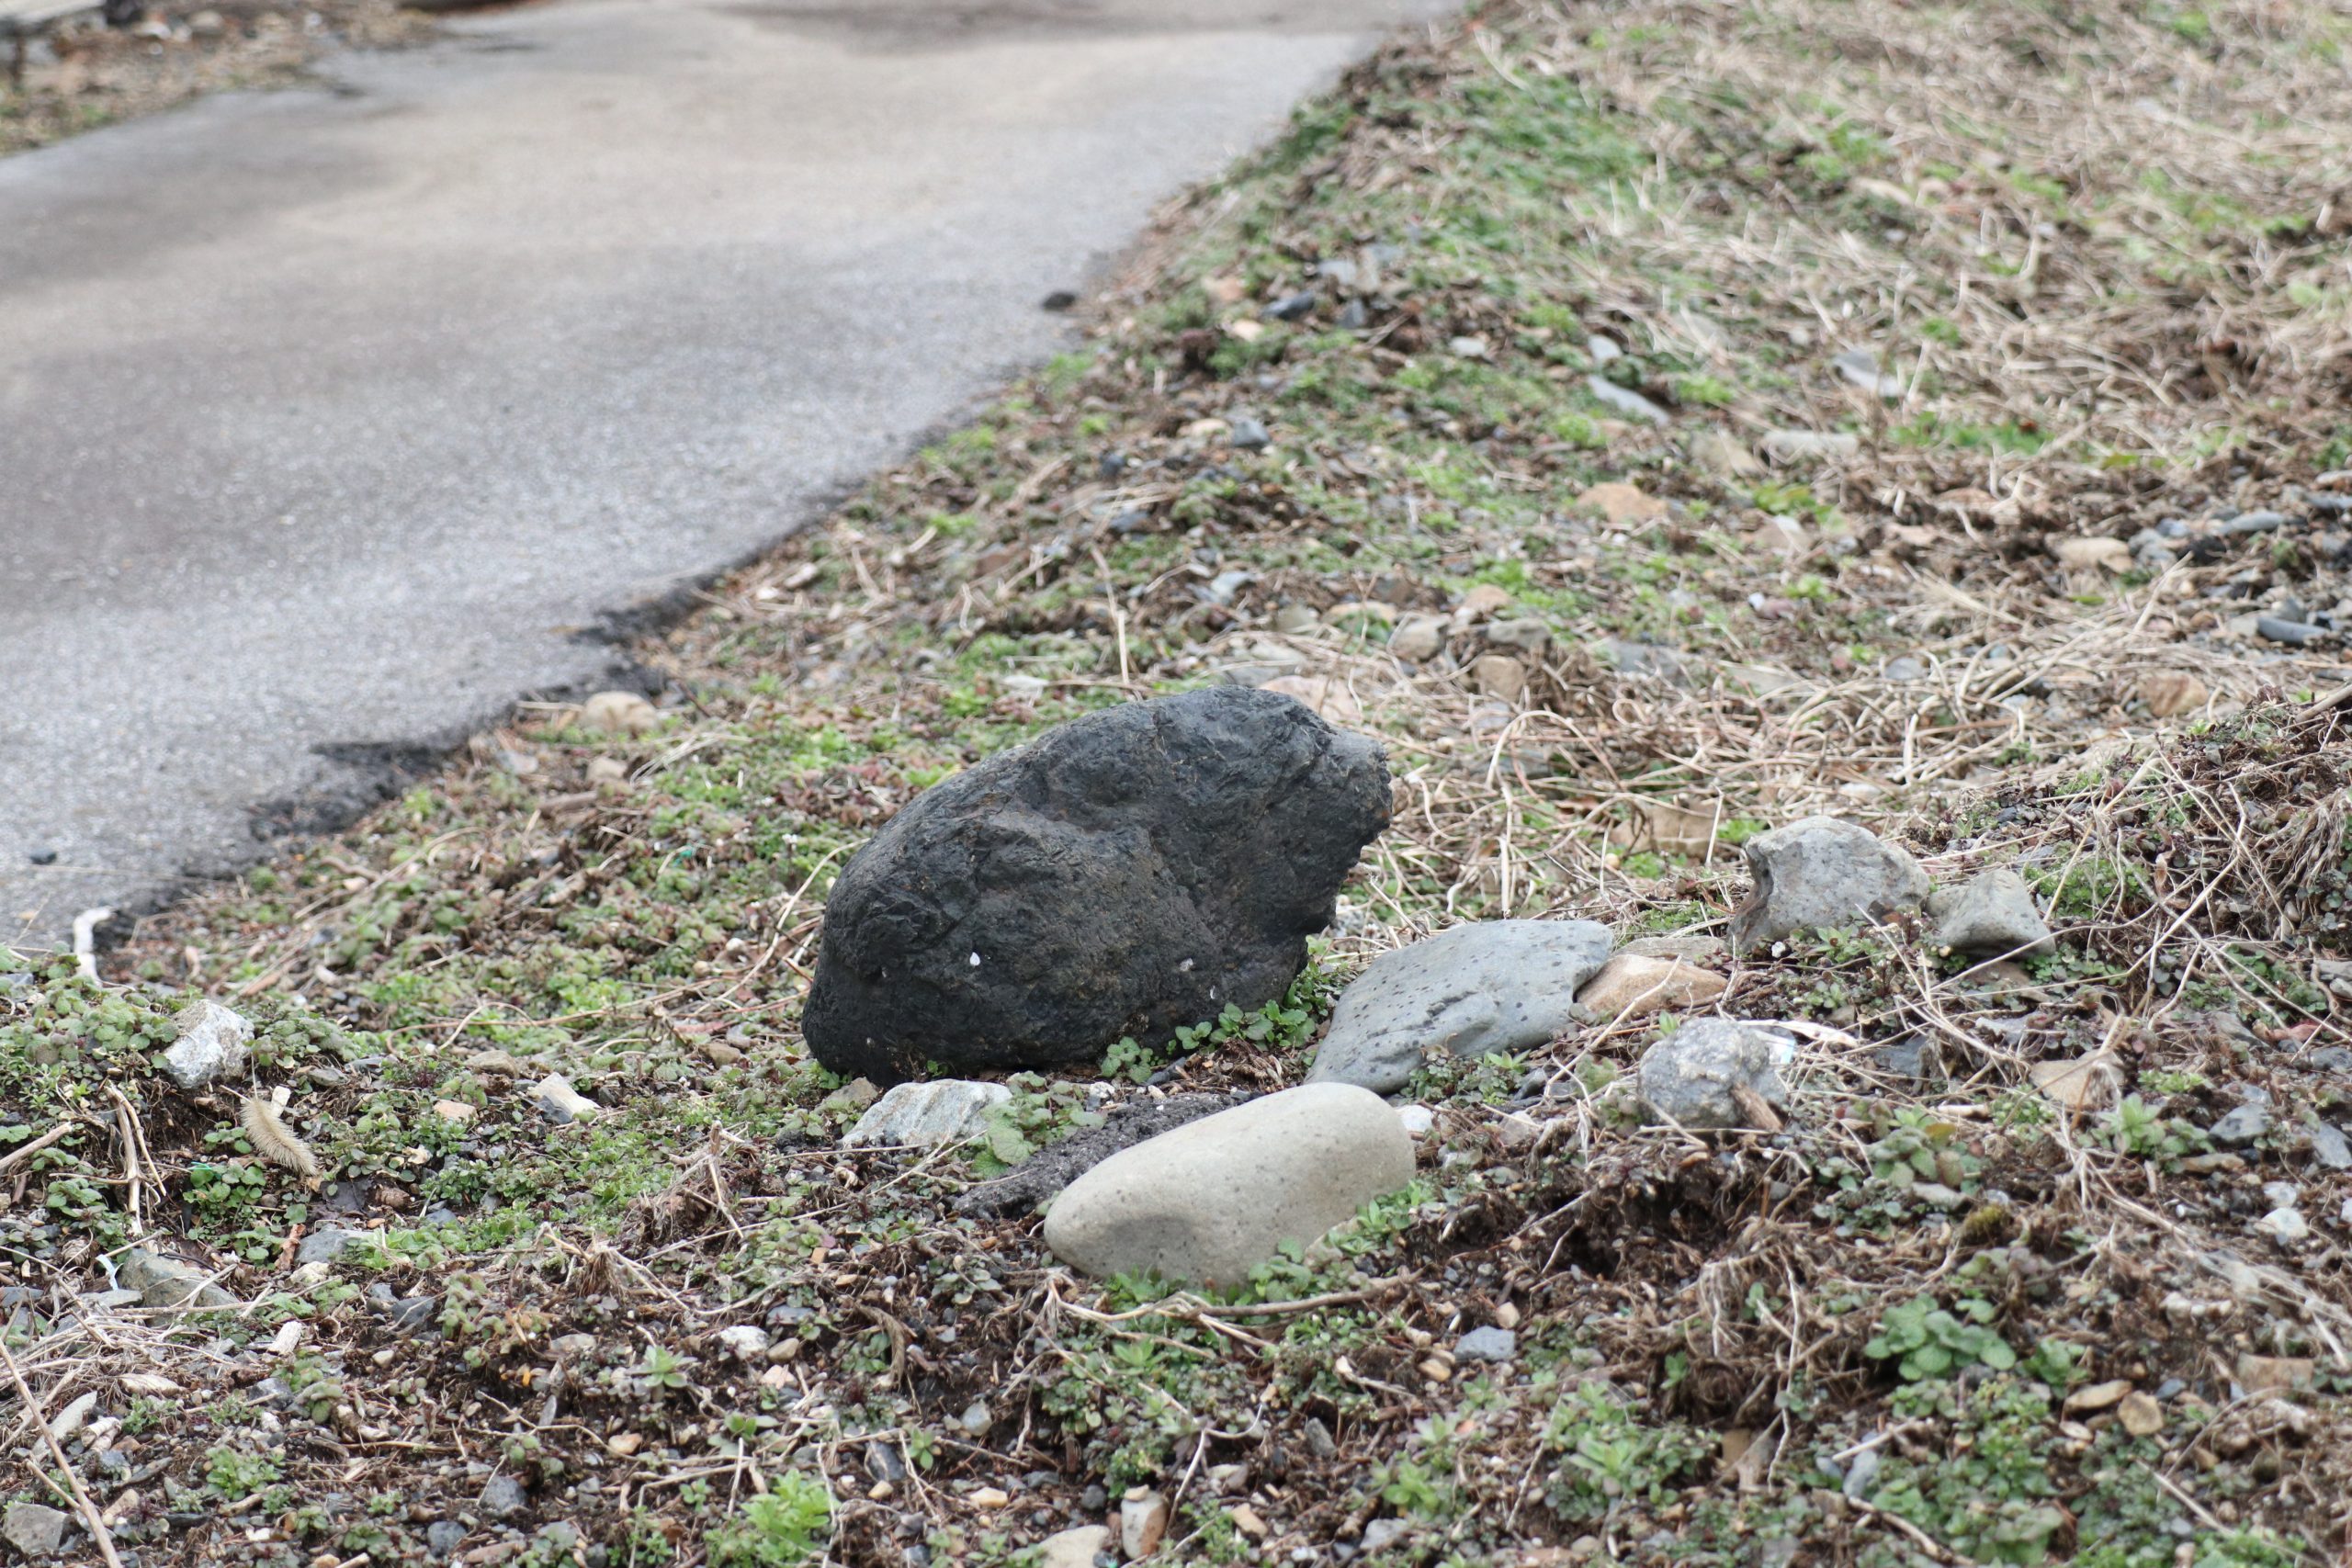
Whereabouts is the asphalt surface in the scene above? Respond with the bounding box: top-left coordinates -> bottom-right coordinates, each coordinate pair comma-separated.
0,0 -> 1447,951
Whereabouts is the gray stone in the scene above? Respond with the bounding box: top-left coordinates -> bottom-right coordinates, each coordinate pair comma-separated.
2209,1104 -> 2272,1146
842,1080 -> 1012,1148
1389,617 -> 1446,662
481,1476 -> 528,1520
296,1226 -> 357,1267
2313,1124 -> 2352,1171
533,1073 -> 601,1123
1360,1519 -> 1411,1554
1636,1020 -> 1793,1130
1228,416 -> 1271,451
2,1503 -> 68,1559
160,999 -> 252,1089
2256,617 -> 2329,647
427,1522 -> 468,1559
1587,376 -> 1669,423
2313,1045 -> 2352,1072
801,687 -> 1390,1081
1485,617 -> 1551,654
1042,1084 -> 1414,1288
1871,1036 -> 1942,1081
2256,1207 -> 2309,1245
1883,657 -> 1927,682
1928,869 -> 2054,958
1454,1326 -> 1517,1363
1601,639 -> 1691,684
2221,510 -> 2287,536
1729,817 -> 1929,955
117,1247 -> 237,1312
1306,920 -> 1613,1093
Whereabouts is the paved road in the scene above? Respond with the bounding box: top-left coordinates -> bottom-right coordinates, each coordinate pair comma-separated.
0,0 -> 1445,950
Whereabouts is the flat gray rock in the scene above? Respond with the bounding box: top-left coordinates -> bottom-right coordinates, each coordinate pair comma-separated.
842,1080 -> 1012,1148
1636,1019 -> 1794,1129
117,1246 -> 237,1312
3,1503 -> 67,1560
1730,817 -> 1929,955
1928,868 -> 2054,958
1306,919 -> 1613,1093
1042,1083 -> 1414,1288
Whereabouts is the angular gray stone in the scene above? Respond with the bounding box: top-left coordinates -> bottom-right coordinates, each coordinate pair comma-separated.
802,687 -> 1390,1082
296,1225 -> 357,1267
426,1520 -> 467,1559
1043,1084 -> 1414,1288
1928,869 -> 2054,958
117,1246 -> 237,1312
481,1476 -> 528,1520
842,1079 -> 1012,1148
2310,1123 -> 2352,1171
161,999 -> 252,1089
2,1502 -> 67,1559
1454,1326 -> 1517,1363
1306,920 -> 1613,1093
1601,638 -> 1691,684
1636,1020 -> 1793,1129
2210,1104 -> 2271,1146
1729,817 -> 1929,955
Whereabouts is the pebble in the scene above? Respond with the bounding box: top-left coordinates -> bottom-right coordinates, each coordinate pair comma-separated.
579,691 -> 661,737
1228,416 -> 1271,451
1397,1104 -> 1436,1138
1388,617 -> 1446,662
842,1080 -> 1012,1148
1484,617 -> 1550,654
1575,481 -> 1669,525
1469,654 -> 1527,702
1636,1020 -> 1793,1129
1307,919 -> 1612,1093
1927,869 -> 2055,958
481,1476 -> 528,1520
1035,1525 -> 1112,1568
2310,1123 -> 2352,1170
2256,1207 -> 2309,1245
1121,1489 -> 1171,1559
1575,952 -> 1727,1021
2208,1104 -> 2271,1146
2256,617 -> 2329,646
162,999 -> 253,1090
1729,817 -> 1929,955
717,1325 -> 772,1360
1587,376 -> 1669,423
296,1226 -> 357,1267
1454,1326 -> 1517,1363
2118,1392 -> 2165,1437
3,1503 -> 68,1560
1883,656 -> 1927,682
1267,292 -> 1317,321
1042,1084 -> 1415,1287
533,1074 -> 602,1124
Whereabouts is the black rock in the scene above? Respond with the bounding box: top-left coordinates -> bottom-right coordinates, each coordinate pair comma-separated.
27,849 -> 55,866
801,686 -> 1389,1081
1267,291 -> 1317,321
1040,290 -> 1079,312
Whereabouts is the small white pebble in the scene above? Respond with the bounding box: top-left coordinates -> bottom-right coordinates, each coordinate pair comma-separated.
1398,1105 -> 1436,1138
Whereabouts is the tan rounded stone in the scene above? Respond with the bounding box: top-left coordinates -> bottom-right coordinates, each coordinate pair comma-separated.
1576,953 -> 1728,1021
1043,1084 -> 1415,1288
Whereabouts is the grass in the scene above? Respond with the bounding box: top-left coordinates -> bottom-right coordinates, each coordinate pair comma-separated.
8,0 -> 2352,1562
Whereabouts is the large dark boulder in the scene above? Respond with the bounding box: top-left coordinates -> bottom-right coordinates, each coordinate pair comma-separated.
801,685 -> 1390,1082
